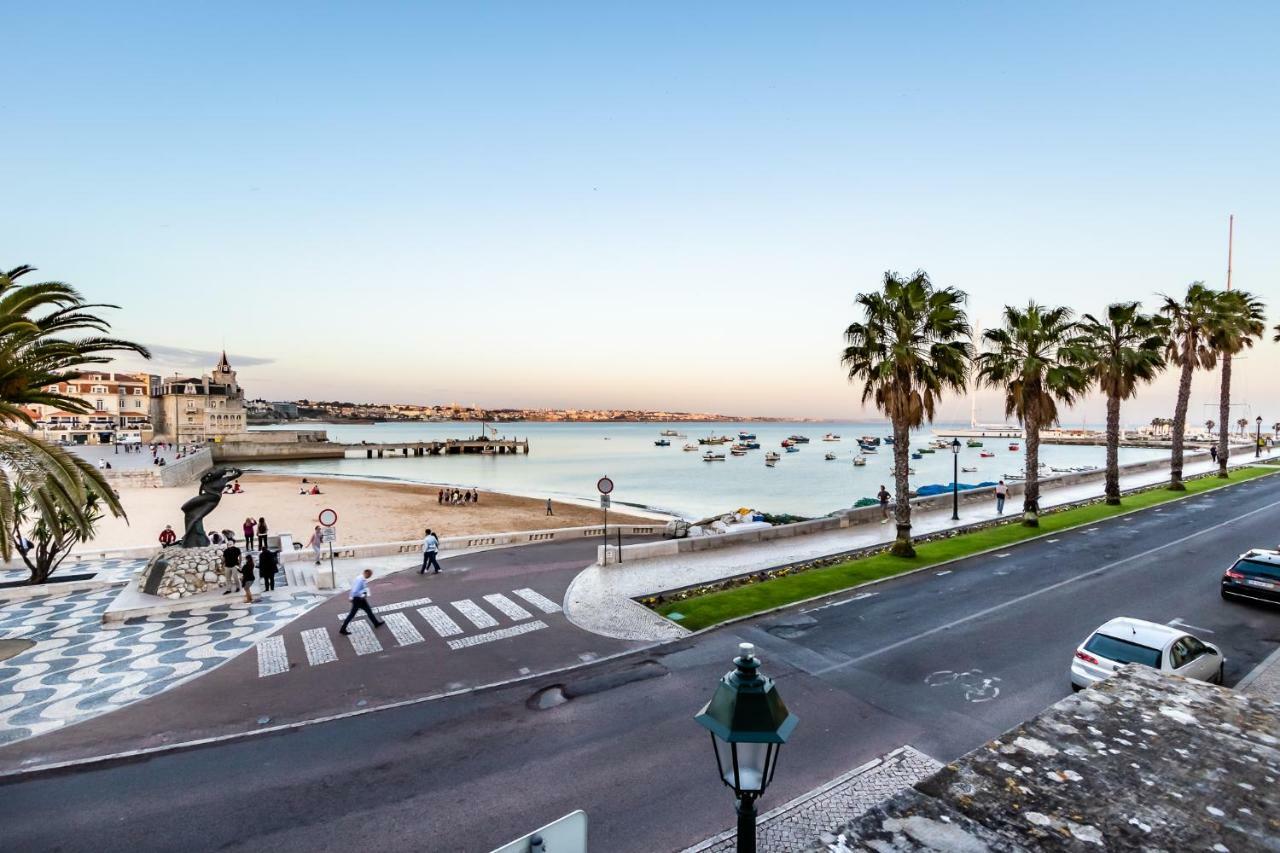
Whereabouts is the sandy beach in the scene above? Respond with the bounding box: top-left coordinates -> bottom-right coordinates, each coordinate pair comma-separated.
85,474 -> 664,551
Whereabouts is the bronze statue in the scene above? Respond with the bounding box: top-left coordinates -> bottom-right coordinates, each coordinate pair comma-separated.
180,466 -> 243,548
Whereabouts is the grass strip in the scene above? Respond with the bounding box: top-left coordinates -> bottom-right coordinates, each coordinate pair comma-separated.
655,466 -> 1278,631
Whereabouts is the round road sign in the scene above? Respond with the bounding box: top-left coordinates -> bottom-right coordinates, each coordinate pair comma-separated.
318,508 -> 339,527
596,476 -> 614,495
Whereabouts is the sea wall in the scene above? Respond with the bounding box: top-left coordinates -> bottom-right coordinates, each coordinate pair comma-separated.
211,430 -> 344,462
101,447 -> 212,489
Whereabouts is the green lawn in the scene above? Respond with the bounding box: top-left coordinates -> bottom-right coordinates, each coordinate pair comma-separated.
655,466 -> 1278,631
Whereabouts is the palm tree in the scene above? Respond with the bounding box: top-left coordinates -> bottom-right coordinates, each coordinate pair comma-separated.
842,271 -> 971,557
977,303 -> 1087,526
1211,290 -> 1267,476
1205,419 -> 1215,436
0,265 -> 149,570
1237,417 -> 1248,436
1160,283 -> 1223,490
1070,303 -> 1168,504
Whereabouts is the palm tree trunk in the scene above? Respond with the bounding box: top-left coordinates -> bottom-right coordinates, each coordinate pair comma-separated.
1023,408 -> 1041,527
890,419 -> 914,557
1169,354 -> 1194,490
1217,353 -> 1231,478
1105,391 -> 1121,504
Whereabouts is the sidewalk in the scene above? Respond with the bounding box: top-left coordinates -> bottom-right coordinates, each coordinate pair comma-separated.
566,450 -> 1279,642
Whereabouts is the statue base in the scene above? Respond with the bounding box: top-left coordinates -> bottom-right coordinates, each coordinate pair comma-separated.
138,546 -> 231,599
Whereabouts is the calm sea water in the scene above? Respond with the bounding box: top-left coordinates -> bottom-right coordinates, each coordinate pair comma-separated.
248,422 -> 1168,520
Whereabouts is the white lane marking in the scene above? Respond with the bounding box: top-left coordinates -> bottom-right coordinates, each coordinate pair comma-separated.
336,596 -> 433,620
1047,539 -> 1060,543
1168,618 -> 1215,635
256,636 -> 289,677
300,628 -> 337,666
801,592 -> 876,614
447,620 -> 547,650
346,620 -> 383,655
512,588 -> 562,613
384,612 -> 424,646
812,495 -> 1280,676
484,593 -> 532,621
418,606 -> 463,637
995,553 -> 1011,559
936,570 -> 953,576
452,599 -> 498,629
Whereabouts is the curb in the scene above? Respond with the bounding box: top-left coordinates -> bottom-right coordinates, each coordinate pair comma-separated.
1236,643 -> 1280,694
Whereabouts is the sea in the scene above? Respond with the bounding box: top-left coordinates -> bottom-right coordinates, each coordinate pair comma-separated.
247,422 -> 1170,520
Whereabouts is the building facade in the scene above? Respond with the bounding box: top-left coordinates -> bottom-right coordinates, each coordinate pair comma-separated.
26,372 -> 158,445
151,352 -> 248,442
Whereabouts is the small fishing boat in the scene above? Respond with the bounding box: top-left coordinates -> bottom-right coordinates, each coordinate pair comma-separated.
823,433 -> 841,442
731,448 -> 748,457
1008,443 -> 1020,451
883,436 -> 894,444
859,435 -> 881,445
682,443 -> 699,452
788,435 -> 810,444
743,441 -> 760,450
966,439 -> 984,448
765,457 -> 778,467
824,452 -> 837,460
703,451 -> 726,462
765,451 -> 781,463
858,443 -> 878,453
852,455 -> 867,466
781,439 -> 795,448
785,445 -> 800,453
699,435 -> 729,445
911,451 -> 923,460
980,451 -> 995,458
961,466 -> 977,473
730,444 -> 748,452
654,439 -> 671,447
918,447 -> 935,454
738,431 -> 757,441
482,445 -> 497,455
660,429 -> 680,436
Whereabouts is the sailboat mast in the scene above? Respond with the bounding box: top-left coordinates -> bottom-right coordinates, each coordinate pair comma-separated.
1226,213 -> 1234,291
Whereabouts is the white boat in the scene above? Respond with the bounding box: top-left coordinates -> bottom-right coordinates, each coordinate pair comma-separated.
765,457 -> 778,467
660,429 -> 681,437
682,443 -> 699,452
961,466 -> 977,473
731,448 -> 748,457
703,451 -> 726,462
823,434 -> 841,442
764,451 -> 781,463
852,455 -> 867,466
824,452 -> 837,461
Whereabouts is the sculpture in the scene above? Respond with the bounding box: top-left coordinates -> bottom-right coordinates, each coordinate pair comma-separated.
180,466 -> 243,548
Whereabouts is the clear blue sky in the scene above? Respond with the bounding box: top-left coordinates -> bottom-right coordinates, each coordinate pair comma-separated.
5,3 -> 1278,421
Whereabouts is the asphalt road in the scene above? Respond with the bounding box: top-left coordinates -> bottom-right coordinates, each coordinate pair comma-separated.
3,471 -> 1279,853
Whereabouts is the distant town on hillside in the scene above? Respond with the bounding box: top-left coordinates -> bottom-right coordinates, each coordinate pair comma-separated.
248,399 -> 807,424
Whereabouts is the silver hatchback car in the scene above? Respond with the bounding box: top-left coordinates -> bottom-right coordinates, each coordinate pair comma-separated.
1070,617 -> 1224,691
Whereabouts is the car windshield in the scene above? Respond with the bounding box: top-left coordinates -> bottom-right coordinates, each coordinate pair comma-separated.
1083,633 -> 1162,668
1235,559 -> 1280,581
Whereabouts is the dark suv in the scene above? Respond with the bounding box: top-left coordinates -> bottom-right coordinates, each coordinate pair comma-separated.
1222,549 -> 1280,606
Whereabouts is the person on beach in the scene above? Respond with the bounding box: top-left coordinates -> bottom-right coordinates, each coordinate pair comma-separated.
257,516 -> 269,550
546,498 -> 554,516
463,490 -> 471,505
339,569 -> 385,635
243,517 -> 256,549
437,489 -> 443,504
159,525 -> 177,547
877,485 -> 890,523
259,547 -> 278,592
420,528 -> 441,574
241,554 -> 256,604
309,525 -> 323,565
222,541 -> 242,595
471,489 -> 479,505
995,480 -> 1008,515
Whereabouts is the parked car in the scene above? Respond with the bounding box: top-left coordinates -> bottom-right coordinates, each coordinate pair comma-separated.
1070,617 -> 1223,691
1221,549 -> 1280,606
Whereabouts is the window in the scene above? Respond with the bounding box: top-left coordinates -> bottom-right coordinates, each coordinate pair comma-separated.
1083,633 -> 1162,669
95,400 -> 105,411
135,400 -> 142,408
1236,559 -> 1280,581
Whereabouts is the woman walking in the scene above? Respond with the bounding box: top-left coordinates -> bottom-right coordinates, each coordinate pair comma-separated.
259,547 -> 278,592
242,517 -> 256,551
309,525 -> 324,565
257,516 -> 269,550
241,554 -> 256,604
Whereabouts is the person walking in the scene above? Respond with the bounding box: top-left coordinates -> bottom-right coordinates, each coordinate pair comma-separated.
995,480 -> 1008,515
257,516 -> 269,550
241,554 -> 256,604
877,485 -> 891,524
259,547 -> 278,592
242,518 -> 256,551
1209,444 -> 1218,464
339,569 -> 385,635
222,541 -> 242,595
545,498 -> 553,517
420,528 -> 441,574
309,525 -> 324,565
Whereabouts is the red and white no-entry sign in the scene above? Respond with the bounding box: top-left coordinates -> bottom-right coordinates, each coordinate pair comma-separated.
318,508 -> 339,527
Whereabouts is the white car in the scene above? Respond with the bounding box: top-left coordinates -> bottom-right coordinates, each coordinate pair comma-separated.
1070,617 -> 1224,691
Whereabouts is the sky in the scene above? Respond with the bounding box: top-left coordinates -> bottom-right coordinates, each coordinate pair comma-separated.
3,3 -> 1278,423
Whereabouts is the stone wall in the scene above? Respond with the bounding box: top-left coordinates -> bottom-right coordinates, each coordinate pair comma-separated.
137,545 -> 230,599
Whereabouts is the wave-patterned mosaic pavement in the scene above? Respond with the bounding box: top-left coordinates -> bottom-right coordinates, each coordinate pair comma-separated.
0,584 -> 327,746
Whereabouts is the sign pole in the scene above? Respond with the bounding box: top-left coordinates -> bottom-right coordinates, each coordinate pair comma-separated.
596,476 -> 614,565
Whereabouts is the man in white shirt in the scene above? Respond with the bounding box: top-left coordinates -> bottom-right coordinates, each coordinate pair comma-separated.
420,529 -> 441,574
339,569 -> 385,635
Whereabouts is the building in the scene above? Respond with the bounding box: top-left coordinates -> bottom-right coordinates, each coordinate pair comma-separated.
151,352 -> 248,442
26,372 -> 157,445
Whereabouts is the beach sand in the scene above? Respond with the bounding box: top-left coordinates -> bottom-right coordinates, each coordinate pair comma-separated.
86,474 -> 662,551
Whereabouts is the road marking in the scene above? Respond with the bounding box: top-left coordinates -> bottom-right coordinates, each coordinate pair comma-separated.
346,621 -> 383,655
1047,539 -> 1059,543
384,612 -> 424,646
336,596 -> 433,621
513,588 -> 562,613
447,620 -> 548,650
1168,618 -> 1215,635
452,599 -> 498,629
483,593 -> 532,621
300,628 -> 337,666
418,606 -> 463,637
801,592 -> 876,614
256,636 -> 289,677
936,570 -> 952,576
995,553 -> 1010,559
812,495 -> 1280,676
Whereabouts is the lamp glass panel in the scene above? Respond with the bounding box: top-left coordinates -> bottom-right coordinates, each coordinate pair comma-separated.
729,742 -> 771,792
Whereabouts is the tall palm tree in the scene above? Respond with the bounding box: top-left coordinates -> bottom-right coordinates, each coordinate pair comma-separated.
1211,290 -> 1267,476
1205,419 -> 1215,436
1070,303 -> 1168,505
0,265 -> 149,567
1160,283 -> 1223,490
842,271 -> 971,557
976,303 -> 1087,526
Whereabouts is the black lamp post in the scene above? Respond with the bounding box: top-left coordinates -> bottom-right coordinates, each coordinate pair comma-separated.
695,643 -> 798,853
1256,416 -> 1263,459
950,437 -> 961,521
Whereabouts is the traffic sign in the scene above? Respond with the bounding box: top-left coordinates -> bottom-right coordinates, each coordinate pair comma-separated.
320,526 -> 337,543
318,508 -> 339,527
596,476 -> 614,495
600,494 -> 611,509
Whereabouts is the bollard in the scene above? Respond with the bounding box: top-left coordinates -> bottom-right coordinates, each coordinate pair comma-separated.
529,835 -> 544,853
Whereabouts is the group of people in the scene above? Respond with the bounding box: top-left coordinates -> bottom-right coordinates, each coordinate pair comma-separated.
223,481 -> 245,494
220,537 -> 280,603
299,478 -> 323,495
438,487 -> 479,505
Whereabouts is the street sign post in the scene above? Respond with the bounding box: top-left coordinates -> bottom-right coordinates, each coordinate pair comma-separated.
597,477 -> 613,563
318,509 -> 339,574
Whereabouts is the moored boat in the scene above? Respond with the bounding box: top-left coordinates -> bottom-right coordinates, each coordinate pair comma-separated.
961,466 -> 977,473
703,451 -> 726,462
883,436 -> 894,444
966,439 -> 983,448
682,443 -> 699,452
911,451 -> 923,460
823,433 -> 841,442
858,442 -> 878,453
738,431 -> 756,441
788,434 -> 810,444
731,448 -> 748,457
852,455 -> 867,466
859,435 -> 880,445
654,439 -> 671,447
979,451 -> 995,458
660,429 -> 680,436
785,445 -> 800,453
824,452 -> 837,460
1008,443 -> 1020,451
764,451 -> 781,462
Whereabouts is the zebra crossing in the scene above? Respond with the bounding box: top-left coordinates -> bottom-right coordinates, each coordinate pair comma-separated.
257,587 -> 562,677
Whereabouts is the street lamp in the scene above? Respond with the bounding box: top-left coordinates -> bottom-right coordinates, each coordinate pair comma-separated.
1256,416 -> 1263,459
950,438 -> 962,521
695,643 -> 797,853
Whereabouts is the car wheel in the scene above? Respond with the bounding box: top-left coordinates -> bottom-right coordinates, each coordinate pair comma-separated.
1071,683 -> 1082,693
1217,662 -> 1225,685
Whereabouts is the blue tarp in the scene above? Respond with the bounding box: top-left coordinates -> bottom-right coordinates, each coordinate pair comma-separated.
914,481 -> 997,497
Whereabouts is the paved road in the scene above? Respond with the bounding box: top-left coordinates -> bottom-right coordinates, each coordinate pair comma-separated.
2,471 -> 1279,852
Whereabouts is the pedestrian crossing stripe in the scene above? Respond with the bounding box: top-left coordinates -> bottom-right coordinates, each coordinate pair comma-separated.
347,620 -> 382,655
418,605 -> 463,637
447,620 -> 547,650
257,635 -> 289,677
301,628 -> 337,666
451,599 -> 498,629
384,612 -> 423,646
336,595 -> 433,620
512,588 -> 561,613
483,593 -> 531,621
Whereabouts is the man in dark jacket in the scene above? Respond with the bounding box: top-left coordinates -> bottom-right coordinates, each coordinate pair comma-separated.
259,548 -> 279,592
222,543 -> 242,595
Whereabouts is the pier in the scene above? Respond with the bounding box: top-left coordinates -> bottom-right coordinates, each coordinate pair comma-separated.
340,438 -> 530,459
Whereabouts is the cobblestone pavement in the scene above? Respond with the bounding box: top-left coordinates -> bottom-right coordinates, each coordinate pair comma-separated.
683,745 -> 942,853
1239,643 -> 1280,703
0,557 -> 146,587
0,574 -> 325,746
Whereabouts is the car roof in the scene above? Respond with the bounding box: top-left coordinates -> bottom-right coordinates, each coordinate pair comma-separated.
1237,549 -> 1280,566
1092,617 -> 1181,648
